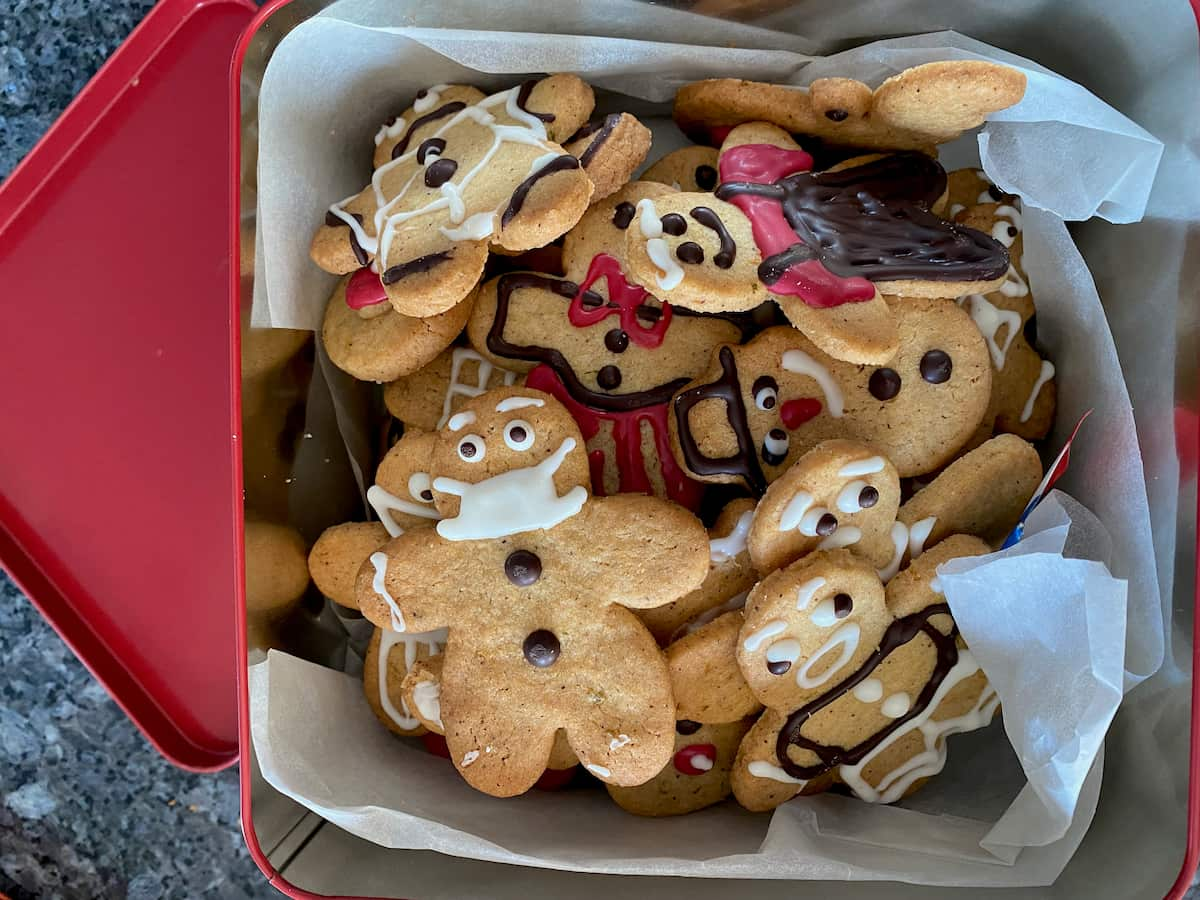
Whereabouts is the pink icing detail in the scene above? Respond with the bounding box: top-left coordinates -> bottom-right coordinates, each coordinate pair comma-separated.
568,253 -> 670,349
780,397 -> 822,430
525,366 -> 705,511
718,144 -> 876,309
345,266 -> 389,309
674,743 -> 718,776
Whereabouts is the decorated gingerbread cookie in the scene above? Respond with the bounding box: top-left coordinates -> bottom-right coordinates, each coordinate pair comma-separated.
673,61 -> 1026,152
368,430 -> 443,537
466,185 -> 741,507
640,145 -> 721,193
311,77 -> 597,318
355,386 -> 710,796
670,306 -> 991,495
309,521 -> 390,609
384,346 -> 520,433
372,84 -> 489,169
638,498 -> 758,645
748,440 -> 902,574
562,112 -> 653,201
665,610 -> 762,725
363,625 -> 447,737
731,540 -> 998,810
322,271 -> 473,382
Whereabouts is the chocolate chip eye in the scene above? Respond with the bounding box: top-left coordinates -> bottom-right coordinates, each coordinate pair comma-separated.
752,375 -> 778,411
695,164 -> 717,190
661,213 -> 687,236
612,201 -> 635,230
408,472 -> 434,503
858,485 -> 879,508
767,659 -> 792,675
761,428 -> 789,465
919,350 -> 952,384
503,420 -> 535,451
833,593 -> 853,618
869,367 -> 901,401
815,513 -> 838,536
457,435 -> 486,462
676,242 -> 704,264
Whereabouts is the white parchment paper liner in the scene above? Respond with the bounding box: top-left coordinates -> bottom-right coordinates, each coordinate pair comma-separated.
248,5 -> 1167,887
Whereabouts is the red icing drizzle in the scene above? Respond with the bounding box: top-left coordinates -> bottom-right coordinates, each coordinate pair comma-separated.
673,743 -> 718,777
526,365 -> 705,511
718,144 -> 876,308
345,265 -> 388,309
568,253 -> 671,348
780,397 -> 822,430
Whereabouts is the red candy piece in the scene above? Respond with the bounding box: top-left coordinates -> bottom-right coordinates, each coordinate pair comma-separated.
420,732 -> 451,759
568,253 -> 671,349
534,766 -> 577,791
673,743 -> 718,776
345,265 -> 389,309
780,397 -> 822,430
718,144 -> 876,309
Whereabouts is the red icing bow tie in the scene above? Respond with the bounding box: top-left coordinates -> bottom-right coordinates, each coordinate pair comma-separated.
567,253 -> 672,349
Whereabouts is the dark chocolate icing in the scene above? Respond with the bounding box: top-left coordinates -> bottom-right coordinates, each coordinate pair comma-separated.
381,251 -> 452,285
716,152 -> 1009,284
324,210 -> 369,267
774,604 -> 960,779
689,206 -> 736,269
566,114 -> 621,168
501,155 -> 581,227
417,138 -> 447,165
515,79 -> 555,123
392,102 -> 466,158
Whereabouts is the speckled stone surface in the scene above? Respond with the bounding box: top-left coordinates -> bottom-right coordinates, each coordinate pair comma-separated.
0,4 -> 274,899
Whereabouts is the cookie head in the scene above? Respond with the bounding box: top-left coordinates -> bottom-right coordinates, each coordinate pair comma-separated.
748,440 -> 902,574
428,386 -> 591,538
639,145 -> 721,193
368,430 -> 442,536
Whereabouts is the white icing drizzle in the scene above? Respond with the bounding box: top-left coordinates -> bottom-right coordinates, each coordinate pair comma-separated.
881,693 -> 912,719
795,577 -> 826,611
635,198 -> 684,291
1020,360 -> 1055,423
960,294 -> 1021,369
765,638 -> 802,666
838,650 -> 1000,803
780,350 -> 844,417
838,456 -> 884,477
795,622 -> 860,689
674,590 -> 750,642
930,575 -> 944,595
446,411 -> 476,432
434,437 -> 587,540
440,211 -> 496,242
818,525 -> 861,550
370,552 -> 406,631
439,348 -> 517,430
461,750 -> 480,767
413,84 -> 449,114
709,510 -> 753,564
377,627 -> 447,731
908,517 -> 937,559
412,679 -> 442,729
375,116 -> 407,147
1000,264 -> 1030,298
495,396 -> 544,413
779,491 -> 813,532
877,521 -> 909,582
748,760 -> 807,785
809,598 -> 839,628
691,754 -> 715,772
948,202 -> 965,217
836,480 -> 869,513
585,763 -> 612,778
367,484 -> 440,538
743,619 -> 788,652
329,86 -> 559,273
609,733 -> 632,751
853,678 -> 884,703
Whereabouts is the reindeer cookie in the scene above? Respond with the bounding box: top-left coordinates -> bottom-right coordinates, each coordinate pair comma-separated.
669,303 -> 992,495
354,386 -> 710,797
731,541 -> 999,810
466,182 -> 741,507
673,61 -> 1026,152
311,77 -> 598,318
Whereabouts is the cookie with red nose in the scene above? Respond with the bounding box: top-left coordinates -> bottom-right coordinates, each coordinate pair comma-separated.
355,386 -> 711,797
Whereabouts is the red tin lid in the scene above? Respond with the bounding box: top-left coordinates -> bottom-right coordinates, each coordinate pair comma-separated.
0,0 -> 257,771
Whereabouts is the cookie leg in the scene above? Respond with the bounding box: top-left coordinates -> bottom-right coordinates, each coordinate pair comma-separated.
441,698 -> 558,798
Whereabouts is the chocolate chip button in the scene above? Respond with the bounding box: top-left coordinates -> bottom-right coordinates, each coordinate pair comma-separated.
604,328 -> 629,353
695,164 -> 717,190
833,593 -> 853,618
676,719 -> 703,735
597,365 -> 622,390
661,213 -> 687,236
505,550 -> 542,586
869,367 -> 901,401
767,659 -> 793,675
858,485 -> 879,508
815,513 -> 838,536
523,629 -> 560,667
919,350 -> 953,384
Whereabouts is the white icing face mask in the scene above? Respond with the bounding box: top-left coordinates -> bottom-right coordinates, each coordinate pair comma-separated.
433,437 -> 588,540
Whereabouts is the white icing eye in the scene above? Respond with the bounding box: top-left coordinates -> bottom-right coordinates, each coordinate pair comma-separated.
408,472 -> 434,503
836,480 -> 878,514
503,419 -> 535,451
991,220 -> 1019,248
457,435 -> 486,463
761,428 -> 789,465
752,375 -> 778,411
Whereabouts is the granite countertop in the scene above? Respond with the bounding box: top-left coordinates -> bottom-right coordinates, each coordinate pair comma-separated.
0,3 -> 272,898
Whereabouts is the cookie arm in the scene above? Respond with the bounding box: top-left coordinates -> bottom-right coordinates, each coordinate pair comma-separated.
353,529 -> 463,632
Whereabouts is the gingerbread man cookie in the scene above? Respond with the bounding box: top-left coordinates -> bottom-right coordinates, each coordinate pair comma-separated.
363,624 -> 447,737
384,346 -> 520,433
732,540 -> 998,810
355,386 -> 710,796
673,61 -> 1026,152
640,145 -> 721,193
311,77 -> 597,318
562,112 -> 653,201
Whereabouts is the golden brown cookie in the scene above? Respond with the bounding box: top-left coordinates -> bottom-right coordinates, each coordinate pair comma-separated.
665,611 -> 762,724
321,273 -> 473,383
362,626 -> 447,737
244,521 -> 309,621
563,112 -> 653,202
383,346 -> 520,433
640,145 -> 721,193
372,84 -> 488,170
308,521 -> 390,609
674,62 -> 1026,151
